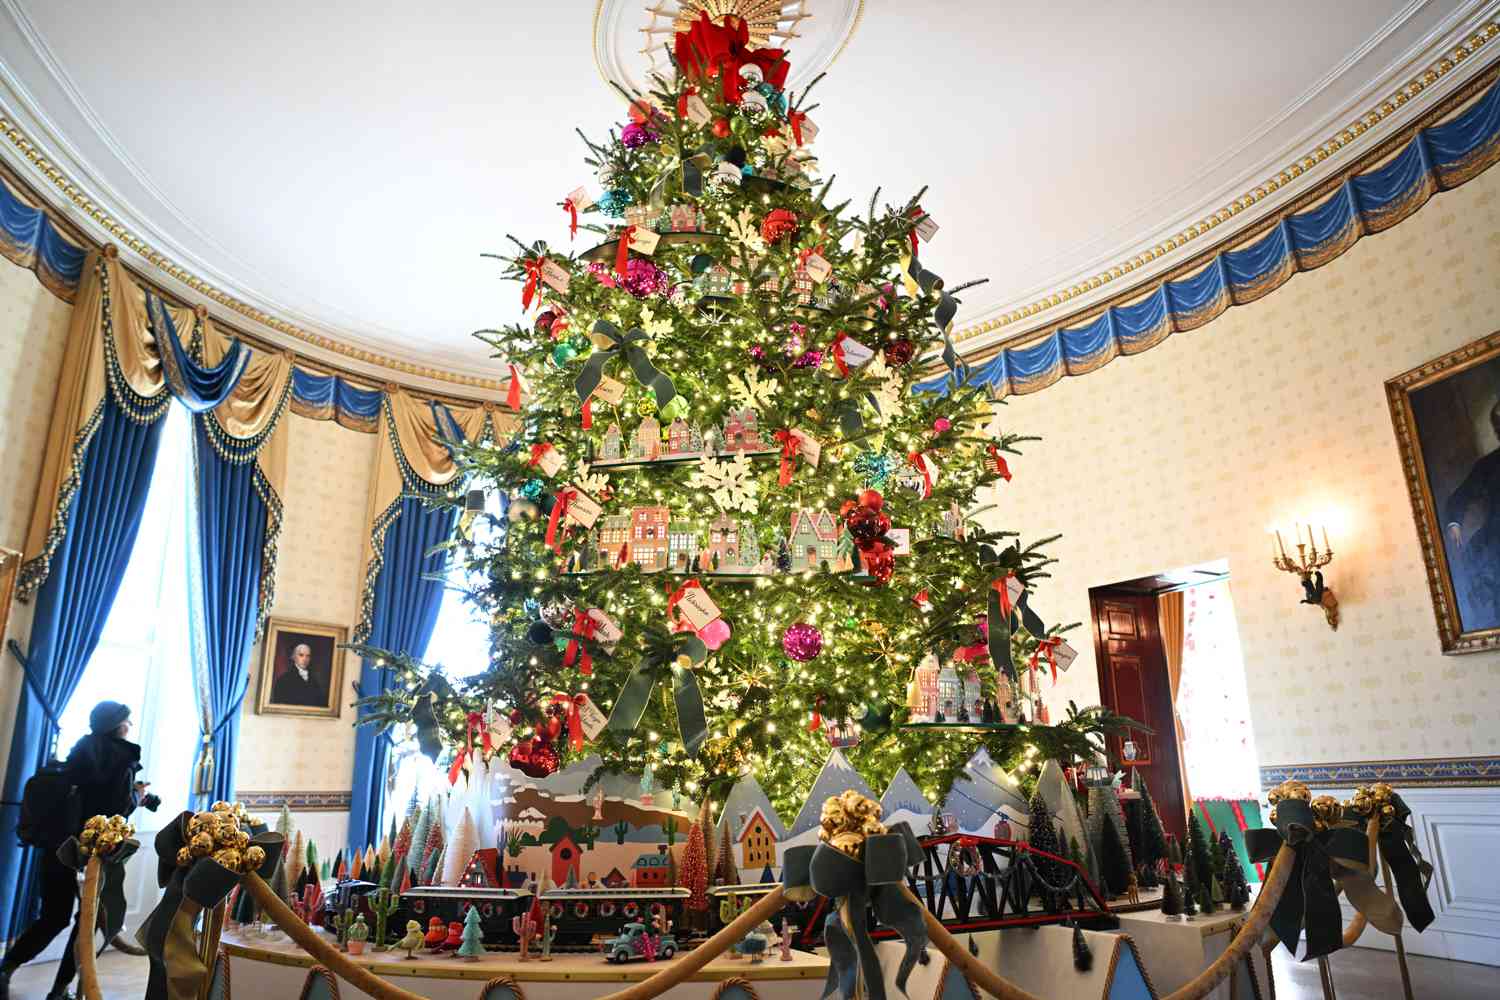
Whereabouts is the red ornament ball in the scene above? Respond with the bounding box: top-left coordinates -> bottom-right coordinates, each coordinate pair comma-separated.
862,544 -> 895,585
508,738 -> 560,778
712,118 -> 731,138
535,309 -> 559,337
858,489 -> 884,511
760,208 -> 799,244
781,622 -> 824,661
844,504 -> 891,546
883,338 -> 916,367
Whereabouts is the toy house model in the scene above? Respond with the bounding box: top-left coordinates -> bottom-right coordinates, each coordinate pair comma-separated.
551,832 -> 582,887
707,514 -> 762,573
791,258 -> 815,305
962,666 -> 983,723
602,867 -> 629,888
632,850 -> 673,887
632,417 -> 663,461
737,809 -> 778,871
787,510 -> 838,571
631,507 -> 671,571
720,409 -> 764,452
668,525 -> 699,571
599,423 -> 624,461
666,418 -> 702,456
937,663 -> 961,721
908,654 -> 940,722
668,204 -> 700,232
597,514 -> 631,567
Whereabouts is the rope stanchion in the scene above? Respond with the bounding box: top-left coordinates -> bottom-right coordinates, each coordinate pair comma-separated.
594,887 -> 787,1000
240,872 -> 428,1000
76,855 -> 104,1000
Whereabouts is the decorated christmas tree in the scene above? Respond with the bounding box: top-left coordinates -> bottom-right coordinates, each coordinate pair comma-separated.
682,818 -> 710,931
350,9 -> 1151,817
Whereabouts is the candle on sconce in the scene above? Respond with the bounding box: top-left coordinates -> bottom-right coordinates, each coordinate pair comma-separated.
1322,525 -> 1331,551
1275,530 -> 1288,559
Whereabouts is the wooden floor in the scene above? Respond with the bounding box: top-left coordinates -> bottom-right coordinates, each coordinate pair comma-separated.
7,944 -> 1500,998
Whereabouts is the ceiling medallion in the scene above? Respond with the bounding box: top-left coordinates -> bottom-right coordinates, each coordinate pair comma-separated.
593,0 -> 862,99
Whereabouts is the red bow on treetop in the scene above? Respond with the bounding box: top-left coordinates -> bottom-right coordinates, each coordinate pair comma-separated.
674,12 -> 789,104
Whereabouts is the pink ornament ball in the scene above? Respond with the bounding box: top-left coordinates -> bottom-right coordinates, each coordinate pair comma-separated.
621,258 -> 671,298
781,622 -> 824,662
933,417 -> 951,433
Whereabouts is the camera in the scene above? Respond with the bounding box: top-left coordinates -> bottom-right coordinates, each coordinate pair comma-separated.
141,792 -> 161,812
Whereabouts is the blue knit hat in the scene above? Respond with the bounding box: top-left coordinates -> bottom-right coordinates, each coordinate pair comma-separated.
89,700 -> 131,734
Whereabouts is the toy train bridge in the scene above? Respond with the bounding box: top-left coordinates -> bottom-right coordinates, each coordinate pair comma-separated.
789,833 -> 1116,949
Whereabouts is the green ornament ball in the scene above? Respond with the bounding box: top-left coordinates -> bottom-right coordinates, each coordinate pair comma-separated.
635,393 -> 658,418
567,334 -> 592,359
659,395 -> 689,421
551,341 -> 578,366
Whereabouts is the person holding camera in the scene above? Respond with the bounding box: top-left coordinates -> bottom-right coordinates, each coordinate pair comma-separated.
0,701 -> 160,1000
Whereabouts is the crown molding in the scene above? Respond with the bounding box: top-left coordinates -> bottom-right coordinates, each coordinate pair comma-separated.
951,0 -> 1500,358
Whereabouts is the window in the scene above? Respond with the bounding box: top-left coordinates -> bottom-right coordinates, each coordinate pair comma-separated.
1176,581 -> 1260,800
56,403 -> 197,828
385,490 -> 500,828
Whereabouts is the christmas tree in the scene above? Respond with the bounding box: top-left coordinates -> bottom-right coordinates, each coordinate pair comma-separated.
419,818 -> 445,887
713,821 -> 737,886
1128,769 -> 1168,885
457,905 -> 485,960
443,808 -> 480,887
348,9 -> 1117,815
1218,831 -> 1250,910
1099,817 -> 1132,899
1186,811 -> 1215,913
1027,794 -> 1067,911
682,818 -> 710,931
1160,870 -> 1182,917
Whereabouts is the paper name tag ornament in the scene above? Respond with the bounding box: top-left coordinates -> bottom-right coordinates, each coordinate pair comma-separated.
790,429 -> 821,468
913,210 -> 939,243
628,226 -> 661,255
574,694 -> 609,740
803,252 -> 832,284
564,488 -> 602,529
591,374 -> 627,406
540,259 -> 571,294
586,608 -> 622,653
535,445 -> 565,478
1052,640 -> 1078,673
685,94 -> 711,125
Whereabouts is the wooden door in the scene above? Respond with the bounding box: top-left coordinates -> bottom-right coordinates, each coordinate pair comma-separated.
1089,590 -> 1187,842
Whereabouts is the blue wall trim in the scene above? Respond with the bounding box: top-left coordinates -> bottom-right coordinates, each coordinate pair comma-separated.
1260,756 -> 1500,789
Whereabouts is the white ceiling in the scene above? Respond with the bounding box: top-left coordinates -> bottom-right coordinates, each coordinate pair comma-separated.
0,1 -> 1488,382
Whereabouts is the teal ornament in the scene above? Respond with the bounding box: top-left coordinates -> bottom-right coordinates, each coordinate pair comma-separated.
520,478 -> 544,501
596,188 -> 633,218
757,82 -> 787,114
853,450 -> 897,488
741,163 -> 755,177
551,340 -> 579,366
567,333 -> 592,358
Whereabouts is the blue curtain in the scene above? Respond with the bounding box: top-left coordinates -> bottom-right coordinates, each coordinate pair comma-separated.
0,400 -> 166,943
345,496 -> 457,851
188,417 -> 270,808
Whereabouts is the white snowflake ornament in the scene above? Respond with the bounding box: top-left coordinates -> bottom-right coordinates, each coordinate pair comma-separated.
729,371 -> 779,411
688,452 -> 760,514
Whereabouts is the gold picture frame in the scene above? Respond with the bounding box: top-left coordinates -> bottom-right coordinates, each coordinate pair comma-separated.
1386,330 -> 1500,653
255,617 -> 347,718
0,548 -> 20,647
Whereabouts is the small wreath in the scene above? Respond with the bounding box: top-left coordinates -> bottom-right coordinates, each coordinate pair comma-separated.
550,902 -> 565,918
481,903 -> 494,916
623,901 -> 640,918
412,899 -> 425,914
600,901 -> 617,917
575,901 -> 591,918
650,902 -> 665,915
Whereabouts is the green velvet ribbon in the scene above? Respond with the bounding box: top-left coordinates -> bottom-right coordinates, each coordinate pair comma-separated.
1346,794 -> 1435,933
56,835 -> 140,948
605,635 -> 709,754
781,822 -> 927,1000
576,320 -> 676,409
1245,799 -> 1368,960
900,254 -> 966,381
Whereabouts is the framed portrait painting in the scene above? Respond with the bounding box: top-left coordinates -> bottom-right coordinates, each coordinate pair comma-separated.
1387,330 -> 1500,653
256,618 -> 347,717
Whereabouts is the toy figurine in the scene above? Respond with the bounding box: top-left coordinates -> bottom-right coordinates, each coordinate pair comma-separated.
398,920 -> 424,959
743,921 -> 773,963
442,921 -> 464,951
780,924 -> 795,961
1126,873 -> 1141,905
424,916 -> 448,951
346,914 -> 370,956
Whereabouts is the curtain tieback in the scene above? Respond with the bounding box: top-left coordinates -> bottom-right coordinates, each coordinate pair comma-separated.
192,733 -> 215,797
6,639 -> 63,734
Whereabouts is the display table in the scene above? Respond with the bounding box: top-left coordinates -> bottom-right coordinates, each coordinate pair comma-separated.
219,930 -> 829,1000
1112,899 -> 1269,1000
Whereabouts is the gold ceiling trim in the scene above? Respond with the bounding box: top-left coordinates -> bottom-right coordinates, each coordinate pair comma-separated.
952,20 -> 1500,350
0,116 -> 507,393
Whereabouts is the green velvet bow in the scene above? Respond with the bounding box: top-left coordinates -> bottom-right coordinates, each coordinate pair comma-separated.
1246,799 -> 1368,960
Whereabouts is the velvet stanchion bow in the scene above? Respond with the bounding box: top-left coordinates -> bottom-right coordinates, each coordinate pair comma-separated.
57,824 -> 140,948
1246,797 -> 1369,960
1347,785 -> 1435,933
575,319 -> 676,411
673,12 -> 789,104
781,822 -> 927,1000
605,634 -> 709,754
140,812 -> 283,1000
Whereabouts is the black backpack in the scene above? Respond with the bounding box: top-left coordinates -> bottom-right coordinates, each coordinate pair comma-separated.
17,760 -> 81,849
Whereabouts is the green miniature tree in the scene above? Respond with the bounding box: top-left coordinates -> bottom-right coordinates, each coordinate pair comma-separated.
1131,770 -> 1169,875
1208,833 -> 1226,903
713,823 -> 738,886
1180,869 -> 1198,918
457,906 -> 485,961
1160,871 -> 1182,918
1186,811 -> 1214,905
1027,794 -> 1067,912
663,816 -> 679,848
613,820 -> 631,846
1098,818 -> 1132,899
1219,831 -> 1251,910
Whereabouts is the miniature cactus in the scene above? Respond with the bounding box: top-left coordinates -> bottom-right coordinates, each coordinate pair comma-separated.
370,886 -> 401,951
512,912 -> 536,961
539,916 -> 558,961
347,914 -> 370,955
332,907 -> 355,951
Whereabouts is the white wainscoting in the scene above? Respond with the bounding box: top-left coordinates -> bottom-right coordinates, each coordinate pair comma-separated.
1309,785 -> 1500,966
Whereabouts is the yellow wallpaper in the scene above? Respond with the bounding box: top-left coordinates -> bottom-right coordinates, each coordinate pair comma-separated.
0,264 -> 70,767
235,415 -> 375,793
992,164 -> 1500,767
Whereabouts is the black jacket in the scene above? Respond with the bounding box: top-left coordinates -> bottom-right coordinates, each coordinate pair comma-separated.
64,733 -> 143,820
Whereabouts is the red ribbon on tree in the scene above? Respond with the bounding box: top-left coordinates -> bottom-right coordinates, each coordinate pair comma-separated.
807,695 -> 824,733
907,451 -> 935,498
528,442 -> 555,469
665,578 -> 705,632
615,225 -> 638,278
581,397 -> 593,430
673,12 -> 788,104
550,693 -> 588,751
787,108 -> 808,146
677,85 -> 697,121
829,331 -> 852,377
563,609 -> 596,676
521,256 -> 546,311
993,572 -> 1017,618
1030,636 -> 1063,683
506,364 -> 522,411
563,198 -> 579,240
448,711 -> 488,785
987,445 -> 1012,482
545,488 -> 576,555
773,429 -> 801,487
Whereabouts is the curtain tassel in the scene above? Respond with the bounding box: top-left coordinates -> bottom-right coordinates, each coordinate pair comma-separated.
192,735 -> 215,796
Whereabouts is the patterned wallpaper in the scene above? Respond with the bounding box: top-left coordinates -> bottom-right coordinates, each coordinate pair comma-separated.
234,416 -> 375,795
0,263 -> 69,766
992,163 -> 1500,768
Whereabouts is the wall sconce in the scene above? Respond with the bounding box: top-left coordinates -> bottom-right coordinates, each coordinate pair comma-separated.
1273,524 -> 1340,630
